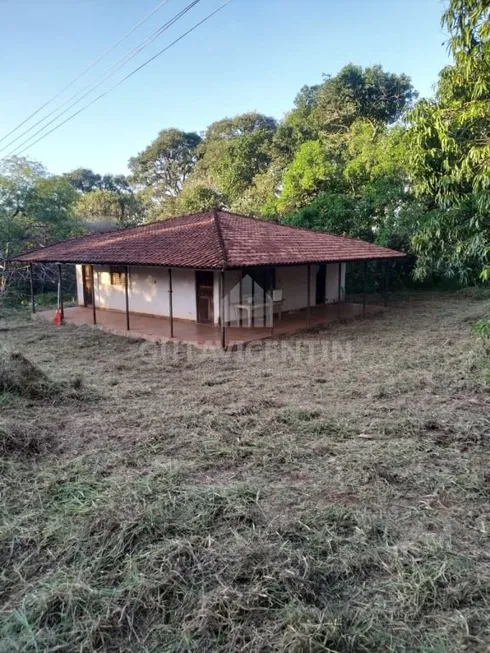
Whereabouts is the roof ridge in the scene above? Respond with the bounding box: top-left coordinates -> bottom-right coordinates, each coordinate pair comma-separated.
213,210 -> 228,268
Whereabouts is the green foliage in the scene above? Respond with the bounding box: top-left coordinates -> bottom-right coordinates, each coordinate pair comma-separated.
410,199 -> 489,283
407,0 -> 490,282
9,5 -> 490,289
74,187 -> 143,226
313,64 -> 416,135
283,191 -> 366,236
190,112 -> 277,208
177,183 -> 223,214
283,176 -> 419,250
129,128 -> 201,198
343,121 -> 407,189
472,319 -> 490,353
277,140 -> 340,213
0,157 -> 83,261
63,167 -> 103,193
230,166 -> 281,217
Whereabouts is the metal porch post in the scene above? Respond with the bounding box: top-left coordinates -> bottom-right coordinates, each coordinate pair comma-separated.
125,266 -> 130,331
384,260 -> 389,308
239,269 -> 243,327
306,264 -> 311,327
220,269 -> 226,349
269,268 -> 274,336
337,262 -> 342,319
29,263 -> 35,314
262,269 -> 267,329
363,260 -> 367,318
57,263 -> 64,321
91,265 -> 96,325
168,268 -> 174,338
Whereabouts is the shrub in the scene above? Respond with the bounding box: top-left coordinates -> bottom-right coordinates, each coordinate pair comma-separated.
472,320 -> 490,354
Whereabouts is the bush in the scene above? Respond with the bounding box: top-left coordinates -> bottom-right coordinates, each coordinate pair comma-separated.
472,320 -> 490,354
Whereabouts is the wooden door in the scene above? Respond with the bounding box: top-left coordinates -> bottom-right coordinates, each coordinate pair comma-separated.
82,265 -> 93,306
196,271 -> 214,324
316,264 -> 326,305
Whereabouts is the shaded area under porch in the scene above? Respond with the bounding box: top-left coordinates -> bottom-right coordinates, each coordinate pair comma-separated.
34,302 -> 385,348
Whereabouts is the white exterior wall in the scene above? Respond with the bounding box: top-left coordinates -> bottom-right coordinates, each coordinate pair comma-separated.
276,263 -> 345,307
325,263 -> 346,304
75,262 -> 348,325
76,265 -> 84,306
275,265 -> 316,312
76,265 -> 197,321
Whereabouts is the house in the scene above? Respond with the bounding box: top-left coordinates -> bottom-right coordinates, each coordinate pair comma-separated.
13,210 -> 405,347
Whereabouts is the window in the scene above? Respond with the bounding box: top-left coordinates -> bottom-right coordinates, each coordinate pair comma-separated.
110,266 -> 126,287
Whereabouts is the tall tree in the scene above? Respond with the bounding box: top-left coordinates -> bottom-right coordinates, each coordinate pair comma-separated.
203,113 -> 276,140
276,140 -> 341,213
0,157 -> 82,294
177,183 -> 223,214
408,0 -> 490,281
74,188 -> 143,227
314,64 -> 416,135
63,168 -> 102,193
129,128 -> 201,199
190,113 -> 277,208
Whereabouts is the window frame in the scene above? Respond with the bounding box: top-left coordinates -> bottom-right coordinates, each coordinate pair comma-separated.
109,266 -> 126,287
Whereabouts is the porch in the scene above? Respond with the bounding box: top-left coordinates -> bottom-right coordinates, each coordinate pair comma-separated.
35,301 -> 385,348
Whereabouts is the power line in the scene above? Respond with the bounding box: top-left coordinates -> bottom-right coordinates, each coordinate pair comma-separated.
0,0 -> 201,157
6,1 -> 232,160
0,0 -> 173,146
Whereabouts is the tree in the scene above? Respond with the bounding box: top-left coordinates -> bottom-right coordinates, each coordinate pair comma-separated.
276,140 -> 341,213
230,166 -> 281,217
63,168 -> 102,193
0,157 -> 47,219
100,174 -> 132,194
0,157 -> 83,295
129,128 -> 201,197
25,177 -> 79,236
193,113 -> 277,206
343,120 -> 407,191
280,118 -> 417,269
283,192 -> 366,236
202,113 -> 276,141
74,188 -> 144,226
314,64 -> 416,135
408,0 -> 490,281
270,66 -> 416,216
176,183 -> 223,214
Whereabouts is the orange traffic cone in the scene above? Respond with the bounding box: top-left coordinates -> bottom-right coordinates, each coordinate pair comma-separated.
53,309 -> 62,326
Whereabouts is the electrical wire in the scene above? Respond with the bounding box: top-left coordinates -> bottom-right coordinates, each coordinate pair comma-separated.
0,0 -> 202,157
0,0 -> 173,145
7,1 -> 232,159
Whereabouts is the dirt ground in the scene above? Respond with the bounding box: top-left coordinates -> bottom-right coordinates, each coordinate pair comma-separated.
1,291 -> 490,652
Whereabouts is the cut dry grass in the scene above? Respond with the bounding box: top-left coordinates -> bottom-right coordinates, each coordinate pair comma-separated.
1,292 -> 490,651
0,350 -> 86,402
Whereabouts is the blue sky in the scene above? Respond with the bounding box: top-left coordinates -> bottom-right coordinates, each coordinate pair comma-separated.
0,0 -> 450,175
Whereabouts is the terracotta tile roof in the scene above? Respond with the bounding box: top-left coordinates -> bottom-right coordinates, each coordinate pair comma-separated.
13,210 -> 405,268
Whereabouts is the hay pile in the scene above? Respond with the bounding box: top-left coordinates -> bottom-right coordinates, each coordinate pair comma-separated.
0,420 -> 49,457
0,351 -> 86,400
0,351 -> 59,399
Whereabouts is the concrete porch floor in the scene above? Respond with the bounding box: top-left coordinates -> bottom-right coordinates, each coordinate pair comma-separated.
35,302 -> 385,347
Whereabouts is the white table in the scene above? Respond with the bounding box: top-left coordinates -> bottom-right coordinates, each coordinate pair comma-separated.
234,301 -> 283,327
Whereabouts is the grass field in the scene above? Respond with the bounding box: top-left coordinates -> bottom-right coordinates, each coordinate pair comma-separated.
1,292 -> 490,652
